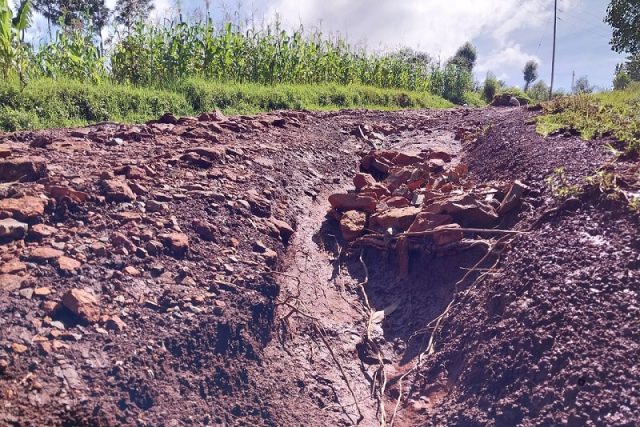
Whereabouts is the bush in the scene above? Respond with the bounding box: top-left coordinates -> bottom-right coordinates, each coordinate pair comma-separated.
498,87 -> 533,105
613,71 -> 631,90
529,80 -> 550,102
482,73 -> 499,103
463,91 -> 485,107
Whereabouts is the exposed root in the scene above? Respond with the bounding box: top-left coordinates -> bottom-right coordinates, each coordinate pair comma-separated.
274,288 -> 364,424
356,250 -> 390,427
389,234 -> 515,426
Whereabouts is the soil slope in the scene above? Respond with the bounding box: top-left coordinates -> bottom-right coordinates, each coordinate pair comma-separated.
0,107 -> 637,426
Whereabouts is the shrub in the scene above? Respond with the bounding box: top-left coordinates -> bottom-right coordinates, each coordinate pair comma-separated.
482,73 -> 499,103
613,71 -> 631,90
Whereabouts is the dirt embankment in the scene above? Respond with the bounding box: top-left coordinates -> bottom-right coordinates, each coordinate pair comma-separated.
0,107 -> 638,426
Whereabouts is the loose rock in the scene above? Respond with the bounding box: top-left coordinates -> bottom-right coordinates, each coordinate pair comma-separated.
0,196 -> 47,221
0,157 -> 47,182
0,218 -> 28,241
339,211 -> 367,242
160,233 -> 189,257
62,289 -> 100,323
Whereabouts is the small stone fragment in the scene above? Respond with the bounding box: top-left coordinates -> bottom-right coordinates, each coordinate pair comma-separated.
0,274 -> 28,292
328,193 -> 377,213
0,218 -> 28,241
34,287 -> 52,297
105,316 -> 126,332
0,196 -> 47,221
57,256 -> 82,273
263,249 -> 278,266
371,207 -> 421,232
0,259 -> 27,274
123,266 -> 141,276
408,213 -> 453,233
101,179 -> 136,203
498,180 -> 529,215
146,200 -> 166,213
193,220 -> 217,241
29,223 -> 57,239
0,157 -> 47,182
353,173 -> 376,192
29,247 -> 64,263
159,233 -> 189,257
270,218 -> 295,243
61,289 -> 100,323
339,210 -> 367,242
11,343 -> 28,354
433,224 -> 464,246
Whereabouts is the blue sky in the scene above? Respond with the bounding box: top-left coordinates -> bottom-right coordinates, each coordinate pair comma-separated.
26,0 -> 627,90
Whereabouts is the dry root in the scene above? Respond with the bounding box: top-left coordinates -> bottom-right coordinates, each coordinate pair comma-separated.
389,234 -> 515,426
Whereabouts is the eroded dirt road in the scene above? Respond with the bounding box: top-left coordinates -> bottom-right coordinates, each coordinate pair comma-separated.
0,107 -> 638,426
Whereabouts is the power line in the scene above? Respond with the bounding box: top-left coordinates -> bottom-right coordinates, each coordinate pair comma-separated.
556,14 -> 612,39
550,0 -> 557,100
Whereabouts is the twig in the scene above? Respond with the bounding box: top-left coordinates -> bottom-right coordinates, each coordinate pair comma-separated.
313,322 -> 364,424
356,250 -> 388,427
277,296 -> 364,424
362,227 -> 529,239
389,234 -> 515,426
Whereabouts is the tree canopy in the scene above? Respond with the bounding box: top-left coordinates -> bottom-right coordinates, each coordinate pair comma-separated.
605,0 -> 640,55
32,0 -> 109,33
523,60 -> 538,91
114,0 -> 154,28
449,42 -> 477,72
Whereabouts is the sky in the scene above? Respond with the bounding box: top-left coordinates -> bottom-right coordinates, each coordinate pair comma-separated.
24,0 -> 627,90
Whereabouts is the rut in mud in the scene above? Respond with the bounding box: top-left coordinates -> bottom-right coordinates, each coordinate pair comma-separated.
1,107 -> 638,427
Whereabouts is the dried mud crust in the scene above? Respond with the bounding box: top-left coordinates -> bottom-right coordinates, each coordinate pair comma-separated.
0,106 -> 637,427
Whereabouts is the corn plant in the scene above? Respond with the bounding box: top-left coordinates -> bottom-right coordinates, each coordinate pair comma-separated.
109,20 -> 453,93
0,0 -> 32,81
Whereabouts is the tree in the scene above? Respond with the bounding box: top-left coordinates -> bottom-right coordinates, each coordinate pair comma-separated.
482,72 -> 499,103
628,55 -> 640,80
605,0 -> 640,55
114,0 -> 154,28
449,42 -> 477,72
32,0 -> 109,34
613,70 -> 631,90
529,80 -> 550,102
523,60 -> 538,91
574,76 -> 593,94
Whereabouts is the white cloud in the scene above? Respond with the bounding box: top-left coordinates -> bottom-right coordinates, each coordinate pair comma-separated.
265,0 -> 578,57
476,44 -> 540,82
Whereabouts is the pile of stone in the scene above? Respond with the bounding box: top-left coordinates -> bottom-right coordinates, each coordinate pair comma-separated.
328,148 -> 527,268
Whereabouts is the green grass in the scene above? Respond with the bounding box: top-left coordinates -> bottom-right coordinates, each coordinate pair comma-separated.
498,87 -> 533,105
537,82 -> 640,153
0,78 -> 453,131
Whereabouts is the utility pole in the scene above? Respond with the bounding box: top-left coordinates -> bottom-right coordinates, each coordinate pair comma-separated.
571,71 -> 575,93
549,0 -> 558,100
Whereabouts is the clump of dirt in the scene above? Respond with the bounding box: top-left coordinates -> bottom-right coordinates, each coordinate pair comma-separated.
0,106 -> 638,427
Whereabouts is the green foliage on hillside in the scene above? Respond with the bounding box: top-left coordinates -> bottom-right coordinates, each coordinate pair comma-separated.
0,78 -> 453,131
537,83 -> 640,153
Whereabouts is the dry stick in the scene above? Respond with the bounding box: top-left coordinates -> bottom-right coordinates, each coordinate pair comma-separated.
358,126 -> 377,150
328,233 -> 358,309
279,298 -> 363,424
389,235 -> 513,427
362,227 -> 529,239
313,322 -> 364,424
356,251 -> 389,427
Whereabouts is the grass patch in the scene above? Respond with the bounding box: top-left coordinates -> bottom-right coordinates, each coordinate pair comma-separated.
537,83 -> 640,153
0,78 -> 452,132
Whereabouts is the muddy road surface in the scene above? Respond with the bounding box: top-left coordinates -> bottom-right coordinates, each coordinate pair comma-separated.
0,106 -> 638,426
